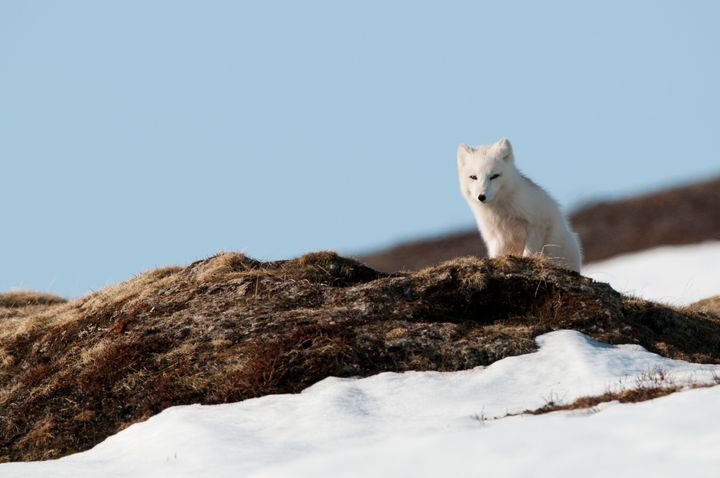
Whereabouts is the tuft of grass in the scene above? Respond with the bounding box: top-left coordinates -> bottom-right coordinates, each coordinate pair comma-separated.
687,295 -> 720,316
525,386 -> 684,415
195,252 -> 258,283
517,366 -> 720,416
0,291 -> 66,308
274,251 -> 384,287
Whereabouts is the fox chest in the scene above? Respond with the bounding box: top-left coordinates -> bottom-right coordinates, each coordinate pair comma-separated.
475,209 -> 530,255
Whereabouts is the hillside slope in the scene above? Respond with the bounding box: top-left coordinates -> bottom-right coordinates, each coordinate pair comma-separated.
1,252 -> 719,462
360,176 -> 720,272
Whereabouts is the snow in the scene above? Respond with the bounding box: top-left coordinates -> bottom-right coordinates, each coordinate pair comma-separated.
260,385 -> 720,478
583,241 -> 720,305
2,331 -> 719,478
3,241 -> 720,477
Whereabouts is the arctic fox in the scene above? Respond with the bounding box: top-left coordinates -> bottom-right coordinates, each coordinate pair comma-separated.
457,138 -> 582,272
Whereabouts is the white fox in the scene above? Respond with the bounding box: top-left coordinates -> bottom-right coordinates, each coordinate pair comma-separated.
457,138 -> 582,272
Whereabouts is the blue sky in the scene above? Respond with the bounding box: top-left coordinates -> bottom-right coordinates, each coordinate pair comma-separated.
1,1 -> 719,297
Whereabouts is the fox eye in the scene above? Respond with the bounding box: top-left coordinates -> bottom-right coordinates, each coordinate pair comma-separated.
469,175 -> 477,180
489,174 -> 501,180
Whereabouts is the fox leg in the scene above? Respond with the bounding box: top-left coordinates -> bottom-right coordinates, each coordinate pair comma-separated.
523,228 -> 545,257
484,234 -> 504,257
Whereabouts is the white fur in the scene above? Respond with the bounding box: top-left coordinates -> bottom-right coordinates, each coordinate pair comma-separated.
457,138 -> 582,272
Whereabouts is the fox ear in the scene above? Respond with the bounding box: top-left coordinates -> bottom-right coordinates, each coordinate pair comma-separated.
457,144 -> 472,167
494,138 -> 513,162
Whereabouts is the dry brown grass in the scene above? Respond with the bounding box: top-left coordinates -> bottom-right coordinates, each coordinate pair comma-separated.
519,367 -> 720,416
0,291 -> 66,309
524,387 -> 683,415
194,252 -> 256,283
688,295 -> 720,316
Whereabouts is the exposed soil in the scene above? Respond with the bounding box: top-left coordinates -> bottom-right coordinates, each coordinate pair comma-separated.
359,176 -> 720,272
1,252 -> 719,462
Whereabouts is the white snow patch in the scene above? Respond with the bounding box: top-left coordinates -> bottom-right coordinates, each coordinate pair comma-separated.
584,241 -> 720,305
2,330 -> 719,478
260,386 -> 720,478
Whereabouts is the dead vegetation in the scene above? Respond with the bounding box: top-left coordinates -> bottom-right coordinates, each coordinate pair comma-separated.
689,295 -> 720,316
518,366 -> 720,416
1,251 -> 720,462
524,387 -> 682,415
0,291 -> 66,309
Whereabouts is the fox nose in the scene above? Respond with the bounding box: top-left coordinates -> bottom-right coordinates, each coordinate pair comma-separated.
478,194 -> 486,202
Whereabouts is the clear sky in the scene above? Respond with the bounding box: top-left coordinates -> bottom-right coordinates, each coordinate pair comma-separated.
1,1 -> 719,298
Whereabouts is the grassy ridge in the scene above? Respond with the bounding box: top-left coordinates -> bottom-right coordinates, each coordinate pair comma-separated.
1,252 -> 719,461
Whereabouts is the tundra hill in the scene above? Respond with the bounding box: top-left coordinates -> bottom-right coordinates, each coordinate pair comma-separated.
691,295 -> 720,316
2,252 -> 720,462
360,175 -> 720,272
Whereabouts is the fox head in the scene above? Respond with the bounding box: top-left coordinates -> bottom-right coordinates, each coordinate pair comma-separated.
457,138 -> 515,205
